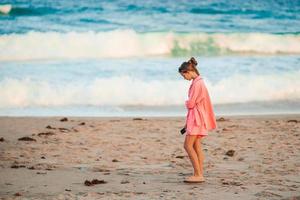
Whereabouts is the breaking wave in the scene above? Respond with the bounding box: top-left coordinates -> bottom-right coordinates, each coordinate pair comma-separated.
1,30 -> 300,61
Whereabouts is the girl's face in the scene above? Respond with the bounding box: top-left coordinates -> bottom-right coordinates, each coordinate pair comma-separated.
180,71 -> 193,80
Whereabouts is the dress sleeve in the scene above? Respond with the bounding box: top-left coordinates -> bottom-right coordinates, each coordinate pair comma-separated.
185,81 -> 203,109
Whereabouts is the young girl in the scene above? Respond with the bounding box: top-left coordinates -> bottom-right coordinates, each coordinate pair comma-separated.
178,57 -> 217,183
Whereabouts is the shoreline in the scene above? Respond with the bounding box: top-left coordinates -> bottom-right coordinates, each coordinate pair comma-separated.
1,112 -> 300,119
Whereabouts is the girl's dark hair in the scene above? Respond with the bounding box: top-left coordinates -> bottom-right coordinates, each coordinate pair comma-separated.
178,57 -> 199,75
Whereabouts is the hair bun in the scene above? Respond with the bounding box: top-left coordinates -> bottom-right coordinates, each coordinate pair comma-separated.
189,57 -> 198,66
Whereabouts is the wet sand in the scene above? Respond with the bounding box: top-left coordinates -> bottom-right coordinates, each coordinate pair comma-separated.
0,115 -> 299,199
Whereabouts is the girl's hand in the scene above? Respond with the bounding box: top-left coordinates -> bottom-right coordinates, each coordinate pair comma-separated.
185,80 -> 204,109
180,126 -> 187,135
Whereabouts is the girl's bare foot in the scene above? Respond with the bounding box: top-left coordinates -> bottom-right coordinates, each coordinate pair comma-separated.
184,175 -> 205,183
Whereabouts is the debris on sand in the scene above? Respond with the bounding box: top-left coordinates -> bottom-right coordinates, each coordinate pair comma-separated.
37,131 -> 55,136
175,155 -> 185,159
225,150 -> 235,157
37,172 -> 47,175
84,179 -> 107,186
287,120 -> 298,123
121,180 -> 130,184
60,117 -> 68,122
14,192 -> 22,196
221,179 -> 242,186
11,164 -> 26,168
46,125 -> 56,129
18,137 -> 36,142
217,117 -> 228,122
58,128 -> 71,133
133,118 -> 143,120
92,168 -> 110,172
28,166 -> 35,170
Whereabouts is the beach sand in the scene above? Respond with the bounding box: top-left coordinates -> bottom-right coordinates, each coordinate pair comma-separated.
0,115 -> 299,200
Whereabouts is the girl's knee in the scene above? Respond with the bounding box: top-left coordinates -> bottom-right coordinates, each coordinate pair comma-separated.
184,135 -> 197,150
183,143 -> 189,150
184,142 -> 193,151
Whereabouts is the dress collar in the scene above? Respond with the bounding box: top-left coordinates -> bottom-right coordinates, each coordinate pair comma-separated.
192,75 -> 202,84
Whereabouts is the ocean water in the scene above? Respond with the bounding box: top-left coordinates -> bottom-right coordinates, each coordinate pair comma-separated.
0,0 -> 300,116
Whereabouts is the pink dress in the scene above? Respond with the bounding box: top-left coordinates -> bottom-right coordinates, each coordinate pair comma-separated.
185,75 -> 217,137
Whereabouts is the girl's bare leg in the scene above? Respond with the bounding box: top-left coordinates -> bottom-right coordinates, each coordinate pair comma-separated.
184,135 -> 201,176
193,137 -> 205,177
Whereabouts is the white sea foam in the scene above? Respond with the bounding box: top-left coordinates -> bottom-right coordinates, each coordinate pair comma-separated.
0,71 -> 299,108
0,4 -> 12,14
207,71 -> 300,104
0,30 -> 300,61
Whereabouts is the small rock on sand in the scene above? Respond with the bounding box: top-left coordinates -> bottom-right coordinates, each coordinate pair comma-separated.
0,137 -> 4,142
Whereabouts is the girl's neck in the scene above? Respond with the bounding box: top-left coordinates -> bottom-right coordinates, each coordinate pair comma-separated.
192,74 -> 200,79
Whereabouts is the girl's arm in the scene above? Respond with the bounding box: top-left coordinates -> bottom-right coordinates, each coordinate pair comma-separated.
185,82 -> 202,109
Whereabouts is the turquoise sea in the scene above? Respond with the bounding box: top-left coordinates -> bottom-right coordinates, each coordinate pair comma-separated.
0,0 -> 299,116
